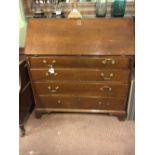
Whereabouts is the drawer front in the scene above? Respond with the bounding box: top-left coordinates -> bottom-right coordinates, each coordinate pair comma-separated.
29,56 -> 130,69
33,82 -> 129,97
36,95 -> 126,110
30,69 -> 130,83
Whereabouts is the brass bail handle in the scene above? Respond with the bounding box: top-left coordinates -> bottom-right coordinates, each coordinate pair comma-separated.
102,58 -> 115,65
101,72 -> 114,80
100,86 -> 112,92
42,59 -> 56,67
48,86 -> 59,93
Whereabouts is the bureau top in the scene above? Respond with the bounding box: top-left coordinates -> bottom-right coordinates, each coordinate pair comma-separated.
25,18 -> 134,56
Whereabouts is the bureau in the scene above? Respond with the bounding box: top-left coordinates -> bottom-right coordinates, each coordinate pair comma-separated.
25,18 -> 134,120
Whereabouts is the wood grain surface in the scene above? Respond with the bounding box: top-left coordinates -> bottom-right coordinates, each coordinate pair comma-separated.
30,68 -> 130,83
36,95 -> 126,110
32,82 -> 129,97
29,56 -> 130,68
25,18 -> 134,55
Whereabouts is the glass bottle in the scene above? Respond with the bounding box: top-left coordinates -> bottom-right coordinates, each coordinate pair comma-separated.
112,0 -> 126,17
96,0 -> 107,17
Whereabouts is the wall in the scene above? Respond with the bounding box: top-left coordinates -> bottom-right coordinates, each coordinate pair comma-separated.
19,0 -> 27,47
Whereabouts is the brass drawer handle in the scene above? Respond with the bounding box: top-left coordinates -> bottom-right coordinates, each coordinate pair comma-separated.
57,100 -> 61,104
101,72 -> 114,80
42,59 -> 56,67
100,86 -> 112,92
45,72 -> 58,77
98,101 -> 102,105
102,58 -> 115,65
48,86 -> 59,93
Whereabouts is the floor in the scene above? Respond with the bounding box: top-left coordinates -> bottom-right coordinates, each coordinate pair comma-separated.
20,112 -> 135,155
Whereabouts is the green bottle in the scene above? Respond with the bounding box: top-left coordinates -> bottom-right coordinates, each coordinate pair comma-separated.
112,0 -> 126,17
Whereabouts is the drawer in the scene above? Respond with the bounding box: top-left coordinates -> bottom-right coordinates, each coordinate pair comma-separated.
30,68 -> 130,83
33,82 -> 129,98
36,95 -> 126,111
29,56 -> 130,69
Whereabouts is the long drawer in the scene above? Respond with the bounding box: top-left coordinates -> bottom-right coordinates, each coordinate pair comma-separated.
30,68 -> 130,83
32,82 -> 129,97
29,56 -> 130,69
36,95 -> 126,110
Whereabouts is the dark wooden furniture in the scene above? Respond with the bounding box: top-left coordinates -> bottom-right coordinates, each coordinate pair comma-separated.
19,50 -> 35,136
25,18 -> 134,120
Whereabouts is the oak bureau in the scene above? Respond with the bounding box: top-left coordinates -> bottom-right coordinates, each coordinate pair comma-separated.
25,18 -> 134,120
